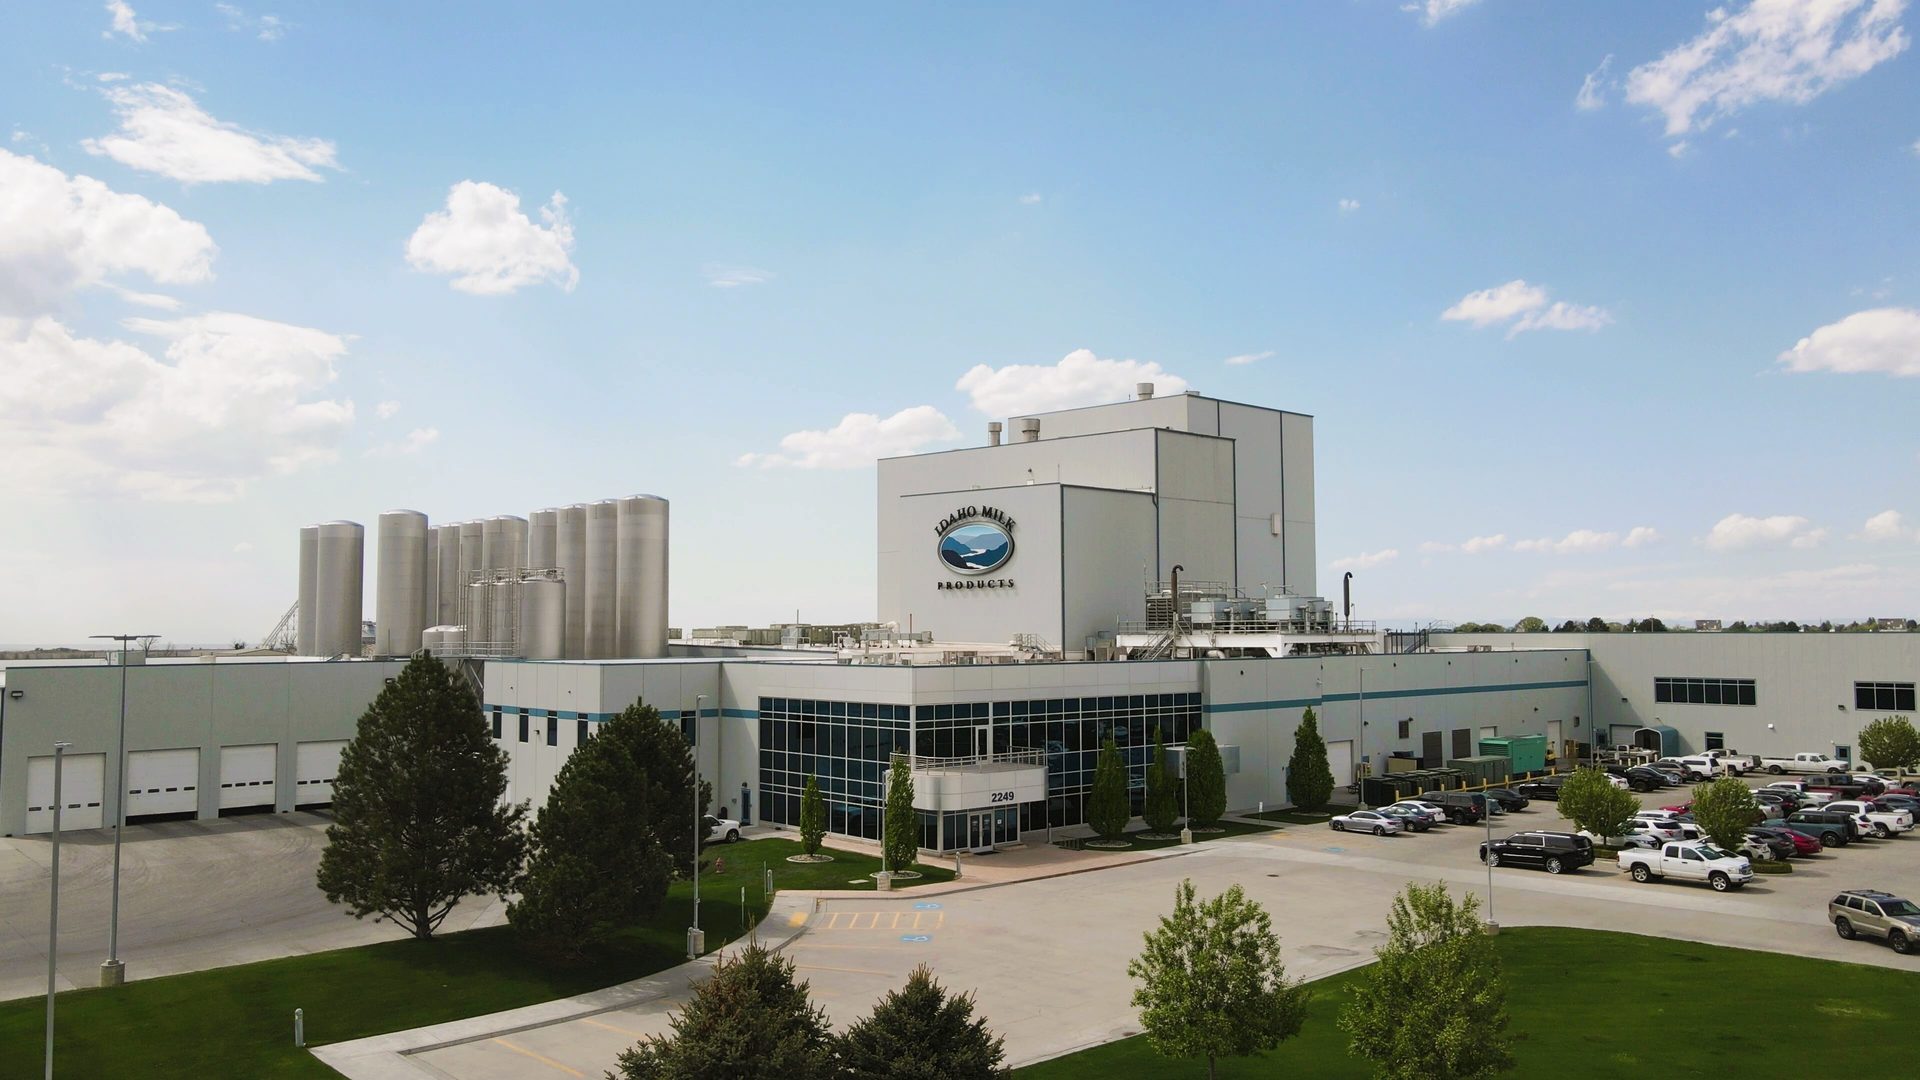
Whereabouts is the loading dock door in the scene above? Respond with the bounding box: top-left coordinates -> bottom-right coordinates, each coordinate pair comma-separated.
1420,731 -> 1443,768
219,744 -> 277,810
295,740 -> 347,807
26,753 -> 105,833
1609,724 -> 1638,749
1547,720 -> 1563,759
125,748 -> 200,818
1326,740 -> 1355,791
1452,729 -> 1472,759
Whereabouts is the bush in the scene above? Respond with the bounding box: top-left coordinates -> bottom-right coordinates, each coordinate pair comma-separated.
836,965 -> 1008,1079
613,943 -> 834,1080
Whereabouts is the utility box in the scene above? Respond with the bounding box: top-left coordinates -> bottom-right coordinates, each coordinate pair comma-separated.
1479,735 -> 1547,775
1446,756 -> 1513,787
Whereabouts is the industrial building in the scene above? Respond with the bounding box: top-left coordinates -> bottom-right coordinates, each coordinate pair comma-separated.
3,387 -> 1916,853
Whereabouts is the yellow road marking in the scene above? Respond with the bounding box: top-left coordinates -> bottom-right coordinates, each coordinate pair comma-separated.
579,1017 -> 647,1038
491,1038 -> 586,1077
815,910 -> 945,932
787,911 -> 807,927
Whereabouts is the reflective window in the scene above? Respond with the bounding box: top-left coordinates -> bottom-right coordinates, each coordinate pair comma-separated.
1654,677 -> 1756,706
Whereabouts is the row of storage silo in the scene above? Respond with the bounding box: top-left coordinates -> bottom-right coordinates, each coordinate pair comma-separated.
293,495 -> 668,660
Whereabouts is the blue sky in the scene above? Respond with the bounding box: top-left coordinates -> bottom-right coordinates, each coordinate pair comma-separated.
3,0 -> 1918,644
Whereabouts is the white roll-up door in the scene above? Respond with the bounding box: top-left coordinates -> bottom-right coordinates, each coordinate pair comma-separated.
295,740 -> 347,806
219,744 -> 278,810
27,753 -> 105,833
126,748 -> 200,817
1326,740 -> 1355,791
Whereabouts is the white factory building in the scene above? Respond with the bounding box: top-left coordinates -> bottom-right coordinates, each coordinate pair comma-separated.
3,387 -> 1916,852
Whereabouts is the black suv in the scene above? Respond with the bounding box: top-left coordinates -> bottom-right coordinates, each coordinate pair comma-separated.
1478,831 -> 1595,875
1484,788 -> 1530,812
1514,776 -> 1567,801
1417,790 -> 1487,824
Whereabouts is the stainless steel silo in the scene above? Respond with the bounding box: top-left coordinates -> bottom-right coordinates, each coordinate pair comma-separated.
556,504 -> 588,659
375,510 -> 429,656
528,508 -> 558,570
458,520 -> 485,642
520,571 -> 565,659
436,524 -> 462,626
424,525 -> 440,634
314,520 -> 365,657
584,499 -> 618,659
488,576 -> 520,656
468,578 -> 493,652
616,494 -> 669,658
296,524 -> 319,655
481,516 -> 508,571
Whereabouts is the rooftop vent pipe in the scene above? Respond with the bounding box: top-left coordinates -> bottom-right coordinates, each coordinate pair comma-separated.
1019,418 -> 1041,442
987,421 -> 1003,446
1137,382 -> 1155,400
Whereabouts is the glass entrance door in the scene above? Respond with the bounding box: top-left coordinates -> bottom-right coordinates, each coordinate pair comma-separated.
967,811 -> 994,852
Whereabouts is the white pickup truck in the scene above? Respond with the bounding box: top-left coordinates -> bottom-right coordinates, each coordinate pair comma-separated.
1704,748 -> 1759,775
1617,841 -> 1754,891
1759,752 -> 1851,775
1826,799 -> 1915,838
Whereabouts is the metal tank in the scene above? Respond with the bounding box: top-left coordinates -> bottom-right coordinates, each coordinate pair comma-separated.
467,579 -> 495,653
615,494 -> 669,658
457,520 -> 484,639
481,516 -> 508,571
424,525 -> 440,635
314,520 -> 365,657
528,508 -> 558,570
296,524 -> 319,655
375,510 -> 429,656
556,504 -> 589,659
520,571 -> 566,660
583,499 -> 619,659
436,524 -> 463,627
488,576 -> 520,656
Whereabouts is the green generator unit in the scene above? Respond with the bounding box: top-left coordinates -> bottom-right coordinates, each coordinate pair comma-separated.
1446,755 -> 1513,787
1479,735 -> 1548,775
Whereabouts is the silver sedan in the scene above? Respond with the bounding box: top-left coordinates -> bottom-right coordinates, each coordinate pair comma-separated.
1330,809 -> 1404,836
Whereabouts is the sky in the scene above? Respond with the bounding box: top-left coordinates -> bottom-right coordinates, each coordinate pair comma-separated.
3,0 -> 1919,645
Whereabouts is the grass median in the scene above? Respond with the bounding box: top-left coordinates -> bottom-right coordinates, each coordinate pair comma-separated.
0,836 -> 950,1079
1017,926 -> 1920,1078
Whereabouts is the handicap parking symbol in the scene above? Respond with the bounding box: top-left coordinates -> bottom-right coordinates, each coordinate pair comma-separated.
913,902 -> 942,910
900,934 -> 932,943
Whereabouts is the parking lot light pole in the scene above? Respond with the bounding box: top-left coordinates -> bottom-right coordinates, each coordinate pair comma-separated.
46,741 -> 71,1080
1484,796 -> 1499,935
688,693 -> 707,959
89,633 -> 153,988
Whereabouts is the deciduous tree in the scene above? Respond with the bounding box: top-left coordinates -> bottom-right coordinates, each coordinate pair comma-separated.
614,943 -> 835,1080
1555,766 -> 1638,843
1286,707 -> 1335,813
836,965 -> 1008,1079
1690,775 -> 1761,853
1859,716 -> 1920,773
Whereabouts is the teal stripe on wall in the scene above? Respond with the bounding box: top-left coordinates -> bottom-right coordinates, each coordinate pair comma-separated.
1203,678 -> 1588,715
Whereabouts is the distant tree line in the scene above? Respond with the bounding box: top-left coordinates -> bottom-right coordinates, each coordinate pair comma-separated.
1445,616 -> 1917,634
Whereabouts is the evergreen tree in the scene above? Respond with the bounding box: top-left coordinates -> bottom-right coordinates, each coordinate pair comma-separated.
1285,707 -> 1335,813
614,943 -> 835,1080
1143,729 -> 1179,834
836,965 -> 1008,1079
509,706 -> 679,958
883,754 -> 919,873
1128,879 -> 1307,1080
316,652 -> 526,939
800,774 -> 827,857
1341,882 -> 1513,1080
1185,728 -> 1227,828
1088,737 -> 1132,841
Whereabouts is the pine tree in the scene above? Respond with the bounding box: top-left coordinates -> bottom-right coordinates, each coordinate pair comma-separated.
509,706 -> 679,958
1143,729 -> 1179,834
883,754 -> 919,873
836,965 -> 1008,1079
316,652 -> 526,939
1088,737 -> 1132,841
1128,880 -> 1308,1080
1285,707 -> 1335,813
800,774 -> 827,857
614,943 -> 835,1080
1185,728 -> 1227,829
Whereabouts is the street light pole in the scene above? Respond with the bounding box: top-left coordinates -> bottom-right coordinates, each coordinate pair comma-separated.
89,633 -> 152,989
46,741 -> 71,1080
688,692 -> 707,959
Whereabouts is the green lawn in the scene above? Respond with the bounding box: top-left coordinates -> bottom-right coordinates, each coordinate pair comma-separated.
0,837 -> 949,1079
1243,808 -> 1334,824
1017,926 -> 1920,1079
1122,819 -> 1277,849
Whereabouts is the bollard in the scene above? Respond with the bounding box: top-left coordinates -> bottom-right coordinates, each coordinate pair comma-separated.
294,1008 -> 304,1048
877,871 -> 893,892
954,853 -> 963,880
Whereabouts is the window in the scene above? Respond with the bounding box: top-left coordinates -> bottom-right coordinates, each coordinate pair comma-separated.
1855,682 -> 1917,712
1654,677 -> 1756,706
1836,745 -> 1851,762
1397,718 -> 1411,740
491,709 -> 502,739
545,719 -> 557,747
518,715 -> 529,743
577,719 -> 589,745
1705,732 -> 1724,751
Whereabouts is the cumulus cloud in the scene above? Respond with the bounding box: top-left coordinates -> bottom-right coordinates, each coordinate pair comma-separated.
0,149 -> 215,316
103,0 -> 168,41
706,265 -> 771,288
1331,549 -> 1399,570
1859,509 -> 1916,541
1223,350 -> 1273,366
1421,534 -> 1508,555
0,312 -> 354,502
1625,0 -> 1908,143
375,399 -> 401,420
405,181 -> 578,295
1576,55 -> 1614,110
1337,198 -> 1361,213
1441,279 -> 1611,339
215,3 -> 286,41
1018,192 -> 1043,205
1704,512 -> 1828,551
1777,307 -> 1920,376
1622,525 -> 1661,548
365,427 -> 439,457
233,541 -> 254,554
1513,529 -> 1627,555
84,83 -> 338,184
737,406 -> 960,469
955,349 -> 1190,417
1403,0 -> 1480,26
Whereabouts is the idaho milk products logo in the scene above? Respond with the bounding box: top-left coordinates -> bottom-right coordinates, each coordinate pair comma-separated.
935,506 -> 1014,575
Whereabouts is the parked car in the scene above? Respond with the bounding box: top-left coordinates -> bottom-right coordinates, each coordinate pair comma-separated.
1778,810 -> 1860,848
1376,804 -> 1433,832
1331,809 -> 1403,836
1484,788 -> 1530,811
1579,827 -> 1663,849
1647,764 -> 1691,787
1661,801 -> 1694,814
1704,748 -> 1759,774
1514,777 -> 1568,801
704,815 -> 742,843
1825,799 -> 1914,838
1418,790 -> 1488,823
1876,794 -> 1920,817
1751,824 -> 1821,856
1625,765 -> 1674,791
1763,781 -> 1835,806
1656,756 -> 1726,781
1618,841 -> 1754,891
1843,774 -> 1889,797
1634,809 -> 1683,824
1760,753 -> 1852,775
1479,831 -> 1595,874
1754,791 -> 1802,817
1805,775 -> 1875,801
1829,890 -> 1920,954
1744,828 -> 1799,859
1387,800 -> 1447,826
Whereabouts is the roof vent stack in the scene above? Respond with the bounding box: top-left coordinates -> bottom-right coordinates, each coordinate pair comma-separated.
1019,418 -> 1041,443
1137,382 -> 1155,400
987,421 -> 1002,447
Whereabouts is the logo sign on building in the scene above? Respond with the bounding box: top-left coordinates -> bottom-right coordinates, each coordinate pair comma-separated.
935,505 -> 1015,585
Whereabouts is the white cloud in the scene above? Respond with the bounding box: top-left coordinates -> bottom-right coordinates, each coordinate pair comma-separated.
0,312 -> 354,502
1331,549 -> 1399,570
1777,307 -> 1920,376
737,405 -> 960,469
1623,525 -> 1661,548
1422,533 -> 1508,555
1403,0 -> 1480,26
1018,192 -> 1043,205
1337,198 -> 1361,213
0,149 -> 215,316
1912,137 -> 1920,154
375,399 -> 401,420
955,349 -> 1191,416
365,427 -> 439,458
215,4 -> 286,41
1704,512 -> 1827,551
1441,279 -> 1611,338
1624,0 -> 1909,143
706,265 -> 771,288
232,541 -> 254,554
405,181 -> 578,295
1859,509 -> 1916,541
83,83 -> 338,184
103,0 -> 168,41
105,283 -> 182,309
1576,55 -> 1613,110
1514,529 -> 1623,554
1223,350 -> 1273,366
